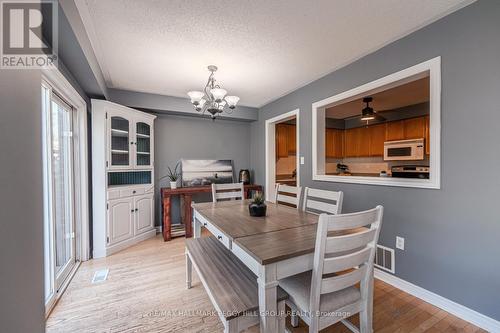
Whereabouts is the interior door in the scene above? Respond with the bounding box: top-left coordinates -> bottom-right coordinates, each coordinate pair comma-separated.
108,198 -> 134,244
135,195 -> 154,234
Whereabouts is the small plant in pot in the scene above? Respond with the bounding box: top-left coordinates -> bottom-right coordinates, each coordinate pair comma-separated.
248,191 -> 267,217
166,163 -> 180,189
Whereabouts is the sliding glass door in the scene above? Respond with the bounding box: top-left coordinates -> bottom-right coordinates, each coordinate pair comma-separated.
43,84 -> 77,310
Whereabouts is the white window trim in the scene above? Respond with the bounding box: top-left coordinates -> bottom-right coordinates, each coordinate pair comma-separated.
312,56 -> 441,189
265,109 -> 300,201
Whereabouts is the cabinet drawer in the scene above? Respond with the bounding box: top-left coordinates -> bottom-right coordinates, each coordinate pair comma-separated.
120,187 -> 145,198
203,222 -> 230,248
108,189 -> 120,200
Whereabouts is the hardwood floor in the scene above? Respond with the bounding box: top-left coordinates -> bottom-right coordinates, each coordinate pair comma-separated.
47,234 -> 485,333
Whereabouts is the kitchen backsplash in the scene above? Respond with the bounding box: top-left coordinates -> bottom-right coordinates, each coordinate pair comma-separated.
325,156 -> 429,174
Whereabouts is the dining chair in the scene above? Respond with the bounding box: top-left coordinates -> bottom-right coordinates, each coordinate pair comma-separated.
274,183 -> 302,209
302,187 -> 343,215
279,206 -> 384,333
211,182 -> 245,202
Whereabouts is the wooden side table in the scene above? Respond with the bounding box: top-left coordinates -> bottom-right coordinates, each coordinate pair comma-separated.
161,184 -> 263,241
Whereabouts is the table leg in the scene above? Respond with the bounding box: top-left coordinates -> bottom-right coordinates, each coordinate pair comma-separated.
258,264 -> 278,333
184,194 -> 193,238
193,210 -> 201,238
162,195 -> 171,241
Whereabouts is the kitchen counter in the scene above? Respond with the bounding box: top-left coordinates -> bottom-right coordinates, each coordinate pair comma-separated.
326,172 -> 390,177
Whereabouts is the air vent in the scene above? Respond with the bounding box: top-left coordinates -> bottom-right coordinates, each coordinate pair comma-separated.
92,269 -> 109,283
374,245 -> 395,273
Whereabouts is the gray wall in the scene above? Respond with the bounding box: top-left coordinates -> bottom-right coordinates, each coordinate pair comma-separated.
251,0 -> 500,320
0,71 -> 45,332
154,114 -> 251,225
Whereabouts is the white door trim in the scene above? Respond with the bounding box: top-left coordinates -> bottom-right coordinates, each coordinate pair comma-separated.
265,109 -> 300,202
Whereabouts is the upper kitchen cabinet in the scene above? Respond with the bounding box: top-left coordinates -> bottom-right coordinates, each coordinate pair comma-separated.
325,128 -> 344,158
276,123 -> 296,158
385,120 -> 405,141
275,123 -> 289,158
287,124 -> 296,155
369,123 -> 386,156
106,104 -> 156,170
345,127 -> 370,157
403,117 -> 427,139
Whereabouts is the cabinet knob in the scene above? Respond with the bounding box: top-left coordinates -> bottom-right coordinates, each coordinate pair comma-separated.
217,235 -> 222,240
203,223 -> 207,226
131,209 -> 134,213
135,208 -> 138,212
133,190 -> 136,194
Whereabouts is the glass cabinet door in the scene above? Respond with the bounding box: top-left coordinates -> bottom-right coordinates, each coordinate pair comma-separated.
135,122 -> 151,167
110,116 -> 130,167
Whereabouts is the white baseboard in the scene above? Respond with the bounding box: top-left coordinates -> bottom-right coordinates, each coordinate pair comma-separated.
374,269 -> 500,332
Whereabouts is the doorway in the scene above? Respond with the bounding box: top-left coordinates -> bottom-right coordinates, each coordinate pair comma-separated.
265,109 -> 300,201
42,70 -> 89,316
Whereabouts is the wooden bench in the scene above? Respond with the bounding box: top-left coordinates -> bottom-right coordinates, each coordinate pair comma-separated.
185,236 -> 287,333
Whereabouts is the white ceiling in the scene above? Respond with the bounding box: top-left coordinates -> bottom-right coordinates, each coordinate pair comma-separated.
76,0 -> 473,107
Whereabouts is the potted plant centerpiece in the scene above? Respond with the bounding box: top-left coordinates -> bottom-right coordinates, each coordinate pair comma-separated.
248,191 -> 267,217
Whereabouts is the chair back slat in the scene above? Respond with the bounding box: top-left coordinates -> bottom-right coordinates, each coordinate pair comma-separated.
326,207 -> 380,231
275,183 -> 302,209
302,187 -> 343,215
320,265 -> 367,294
211,183 -> 244,203
325,228 -> 377,253
322,246 -> 371,275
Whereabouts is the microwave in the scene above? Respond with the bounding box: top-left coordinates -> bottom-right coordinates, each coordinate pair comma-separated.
384,138 -> 424,161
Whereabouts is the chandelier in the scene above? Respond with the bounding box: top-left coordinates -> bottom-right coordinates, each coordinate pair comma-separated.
187,65 -> 240,120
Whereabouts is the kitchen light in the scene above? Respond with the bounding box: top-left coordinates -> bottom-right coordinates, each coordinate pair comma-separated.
361,97 -> 376,121
187,65 -> 240,120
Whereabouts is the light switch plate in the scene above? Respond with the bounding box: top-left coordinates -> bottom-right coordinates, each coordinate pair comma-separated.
300,156 -> 305,165
396,236 -> 405,250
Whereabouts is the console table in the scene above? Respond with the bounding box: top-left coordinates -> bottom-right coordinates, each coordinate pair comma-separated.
160,184 -> 263,241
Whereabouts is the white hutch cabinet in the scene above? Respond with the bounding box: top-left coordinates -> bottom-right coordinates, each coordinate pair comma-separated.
92,100 -> 157,258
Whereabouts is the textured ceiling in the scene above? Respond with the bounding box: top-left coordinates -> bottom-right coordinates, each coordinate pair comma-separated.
326,77 -> 430,119
76,0 -> 473,107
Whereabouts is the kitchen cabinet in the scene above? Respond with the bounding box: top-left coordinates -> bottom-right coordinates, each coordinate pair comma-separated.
287,124 -> 296,155
276,124 -> 296,158
385,120 -> 405,141
276,124 -> 289,158
403,117 -> 427,139
369,123 -> 386,156
425,115 -> 430,155
325,128 -> 344,158
345,127 -> 370,157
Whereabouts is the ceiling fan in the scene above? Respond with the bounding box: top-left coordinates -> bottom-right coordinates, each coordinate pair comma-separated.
360,97 -> 386,122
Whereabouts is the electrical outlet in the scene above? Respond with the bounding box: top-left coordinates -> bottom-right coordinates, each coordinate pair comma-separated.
396,236 -> 405,250
300,156 -> 305,165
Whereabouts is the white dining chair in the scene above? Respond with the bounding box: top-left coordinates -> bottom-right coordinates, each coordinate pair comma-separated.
211,182 -> 245,202
302,187 -> 343,215
274,183 -> 302,209
280,206 -> 384,333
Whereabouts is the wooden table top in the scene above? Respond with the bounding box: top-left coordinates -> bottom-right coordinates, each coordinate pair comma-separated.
192,200 -> 318,241
192,200 -> 321,265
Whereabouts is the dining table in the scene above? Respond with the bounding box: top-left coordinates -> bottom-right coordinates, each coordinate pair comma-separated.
191,199 -> 322,333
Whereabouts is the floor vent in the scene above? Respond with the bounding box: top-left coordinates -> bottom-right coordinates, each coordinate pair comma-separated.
374,245 -> 395,274
92,269 -> 109,283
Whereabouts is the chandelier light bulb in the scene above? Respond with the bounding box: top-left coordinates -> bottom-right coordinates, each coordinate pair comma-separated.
225,96 -> 240,109
187,91 -> 204,105
217,100 -> 227,110
195,98 -> 206,111
210,88 -> 227,102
